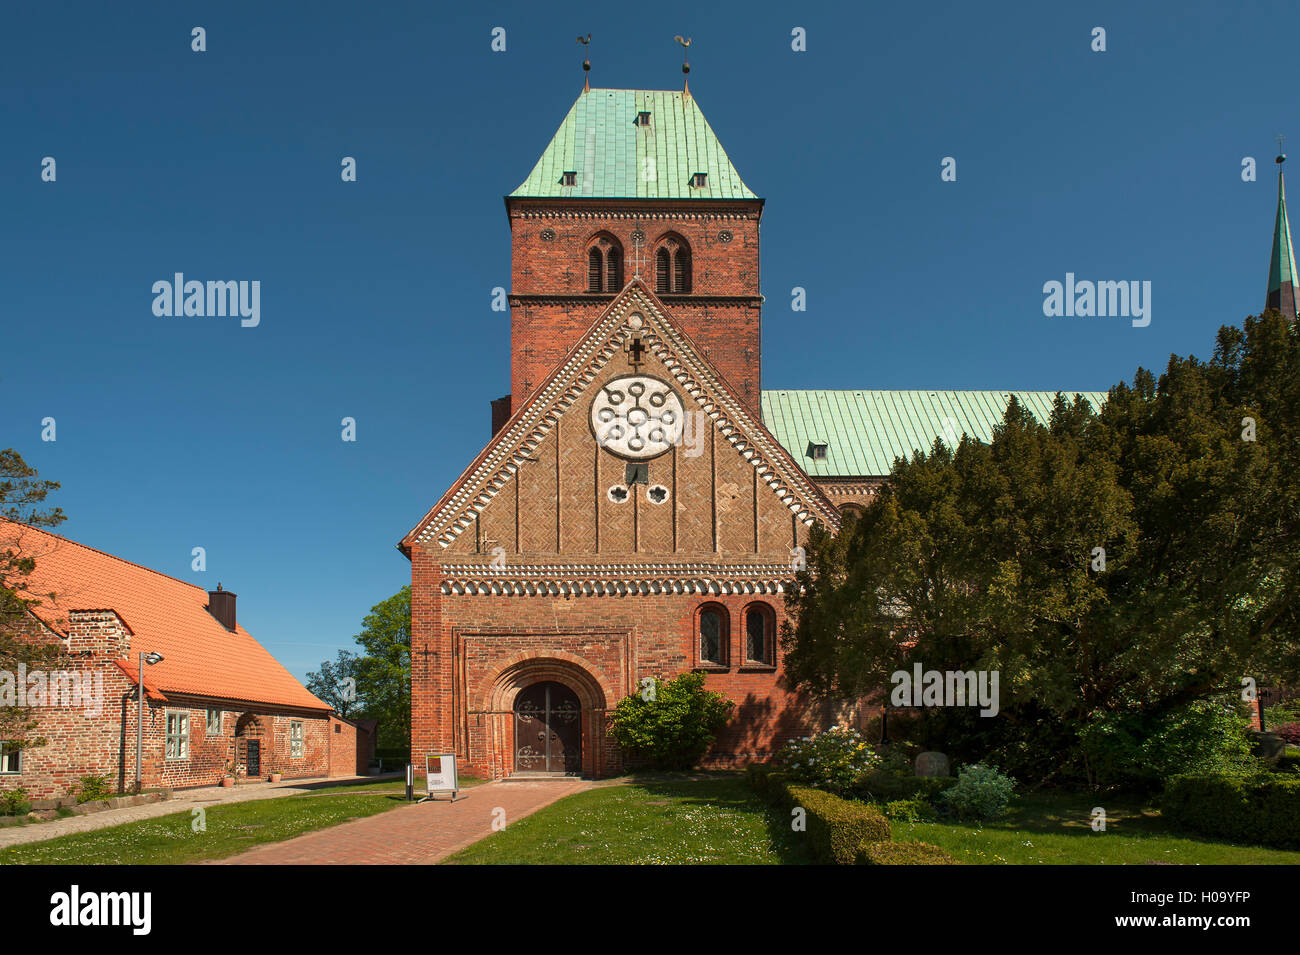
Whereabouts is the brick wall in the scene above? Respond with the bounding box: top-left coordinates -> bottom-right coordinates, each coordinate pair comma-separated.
328,715 -> 370,776
409,574 -> 827,779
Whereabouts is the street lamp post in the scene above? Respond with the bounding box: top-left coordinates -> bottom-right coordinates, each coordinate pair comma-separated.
135,651 -> 164,793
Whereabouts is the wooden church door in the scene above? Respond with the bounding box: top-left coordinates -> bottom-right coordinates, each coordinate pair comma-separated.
514,681 -> 581,774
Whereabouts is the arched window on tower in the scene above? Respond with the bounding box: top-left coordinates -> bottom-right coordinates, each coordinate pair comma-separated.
654,234 -> 691,294
586,233 -> 623,293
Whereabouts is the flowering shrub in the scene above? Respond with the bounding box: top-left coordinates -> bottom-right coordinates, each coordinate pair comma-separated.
1272,722 -> 1300,745
938,763 -> 1016,821
774,726 -> 880,795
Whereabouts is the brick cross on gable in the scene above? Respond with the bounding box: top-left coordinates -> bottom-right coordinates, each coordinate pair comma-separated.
624,333 -> 646,368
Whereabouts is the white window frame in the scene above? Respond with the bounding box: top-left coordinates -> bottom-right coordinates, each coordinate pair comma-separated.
290,721 -> 304,758
0,742 -> 21,775
206,709 -> 222,736
165,711 -> 190,760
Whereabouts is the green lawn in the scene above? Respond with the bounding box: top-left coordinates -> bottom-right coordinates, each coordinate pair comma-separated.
446,775 -> 816,865
0,791 -> 408,865
445,775 -> 1300,865
897,790 -> 1300,865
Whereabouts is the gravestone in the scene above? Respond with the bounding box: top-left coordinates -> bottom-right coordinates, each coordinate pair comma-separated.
915,751 -> 951,778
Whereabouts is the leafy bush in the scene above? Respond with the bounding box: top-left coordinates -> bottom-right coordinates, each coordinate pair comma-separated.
1079,698 -> 1255,788
881,798 -> 935,822
70,774 -> 113,804
858,840 -> 958,865
1161,773 -> 1300,848
773,726 -> 881,796
607,672 -> 734,771
938,763 -> 1016,821
787,784 -> 891,864
0,788 -> 30,817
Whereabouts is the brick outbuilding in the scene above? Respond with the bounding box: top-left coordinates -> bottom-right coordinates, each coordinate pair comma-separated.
0,521 -> 361,799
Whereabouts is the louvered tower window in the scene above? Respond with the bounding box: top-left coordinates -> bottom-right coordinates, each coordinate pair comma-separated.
654,236 -> 691,294
655,248 -> 670,293
606,246 -> 623,291
586,234 -> 624,293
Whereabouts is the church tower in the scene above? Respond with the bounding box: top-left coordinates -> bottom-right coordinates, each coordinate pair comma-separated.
501,82 -> 765,421
1267,151 -> 1299,319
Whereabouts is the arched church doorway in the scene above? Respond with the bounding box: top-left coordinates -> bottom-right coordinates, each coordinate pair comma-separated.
513,681 -> 581,774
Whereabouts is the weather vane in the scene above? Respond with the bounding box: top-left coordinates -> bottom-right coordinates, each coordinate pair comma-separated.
577,33 -> 591,91
1277,134 -> 1287,165
674,35 -> 692,94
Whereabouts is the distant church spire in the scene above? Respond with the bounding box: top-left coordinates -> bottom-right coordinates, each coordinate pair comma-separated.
1267,140 -> 1299,319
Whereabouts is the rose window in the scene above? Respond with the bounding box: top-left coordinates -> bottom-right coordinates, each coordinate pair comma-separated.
590,375 -> 684,460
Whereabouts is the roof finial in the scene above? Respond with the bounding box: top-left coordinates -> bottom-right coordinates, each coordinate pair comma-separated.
675,35 -> 692,95
577,34 -> 591,92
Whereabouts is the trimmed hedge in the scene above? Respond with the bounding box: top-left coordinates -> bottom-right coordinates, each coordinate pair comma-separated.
1162,773 -> 1300,849
786,784 -> 891,864
746,763 -> 968,865
858,840 -> 959,866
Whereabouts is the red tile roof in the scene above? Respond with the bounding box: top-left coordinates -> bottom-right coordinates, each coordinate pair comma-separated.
2,520 -> 330,713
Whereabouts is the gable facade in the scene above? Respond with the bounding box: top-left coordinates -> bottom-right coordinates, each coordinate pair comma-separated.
403,279 -> 839,777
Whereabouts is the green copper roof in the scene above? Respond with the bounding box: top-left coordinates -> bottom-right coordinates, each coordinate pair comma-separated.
510,89 -> 758,200
761,390 -> 1109,478
1268,169 -> 1299,310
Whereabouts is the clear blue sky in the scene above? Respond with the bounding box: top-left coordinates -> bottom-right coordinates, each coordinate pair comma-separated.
3,1 -> 1293,680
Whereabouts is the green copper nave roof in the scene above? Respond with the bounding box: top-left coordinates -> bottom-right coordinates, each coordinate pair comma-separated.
762,390 -> 1109,478
511,89 -> 758,200
1267,168 -> 1299,316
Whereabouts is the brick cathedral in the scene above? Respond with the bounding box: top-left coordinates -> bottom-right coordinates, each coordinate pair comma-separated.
400,77 -> 1108,778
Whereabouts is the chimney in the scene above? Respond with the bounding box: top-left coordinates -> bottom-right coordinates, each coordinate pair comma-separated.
207,583 -> 237,632
490,395 -> 512,437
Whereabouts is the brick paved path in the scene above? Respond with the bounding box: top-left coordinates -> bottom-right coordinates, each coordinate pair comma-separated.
0,774 -> 398,850
212,778 -> 590,865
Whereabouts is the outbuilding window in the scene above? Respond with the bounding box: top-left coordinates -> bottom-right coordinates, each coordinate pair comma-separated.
0,742 -> 21,774
206,709 -> 222,735
166,712 -> 190,760
290,721 -> 304,758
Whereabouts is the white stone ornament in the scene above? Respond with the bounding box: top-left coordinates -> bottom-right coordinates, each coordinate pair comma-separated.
590,375 -> 684,459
